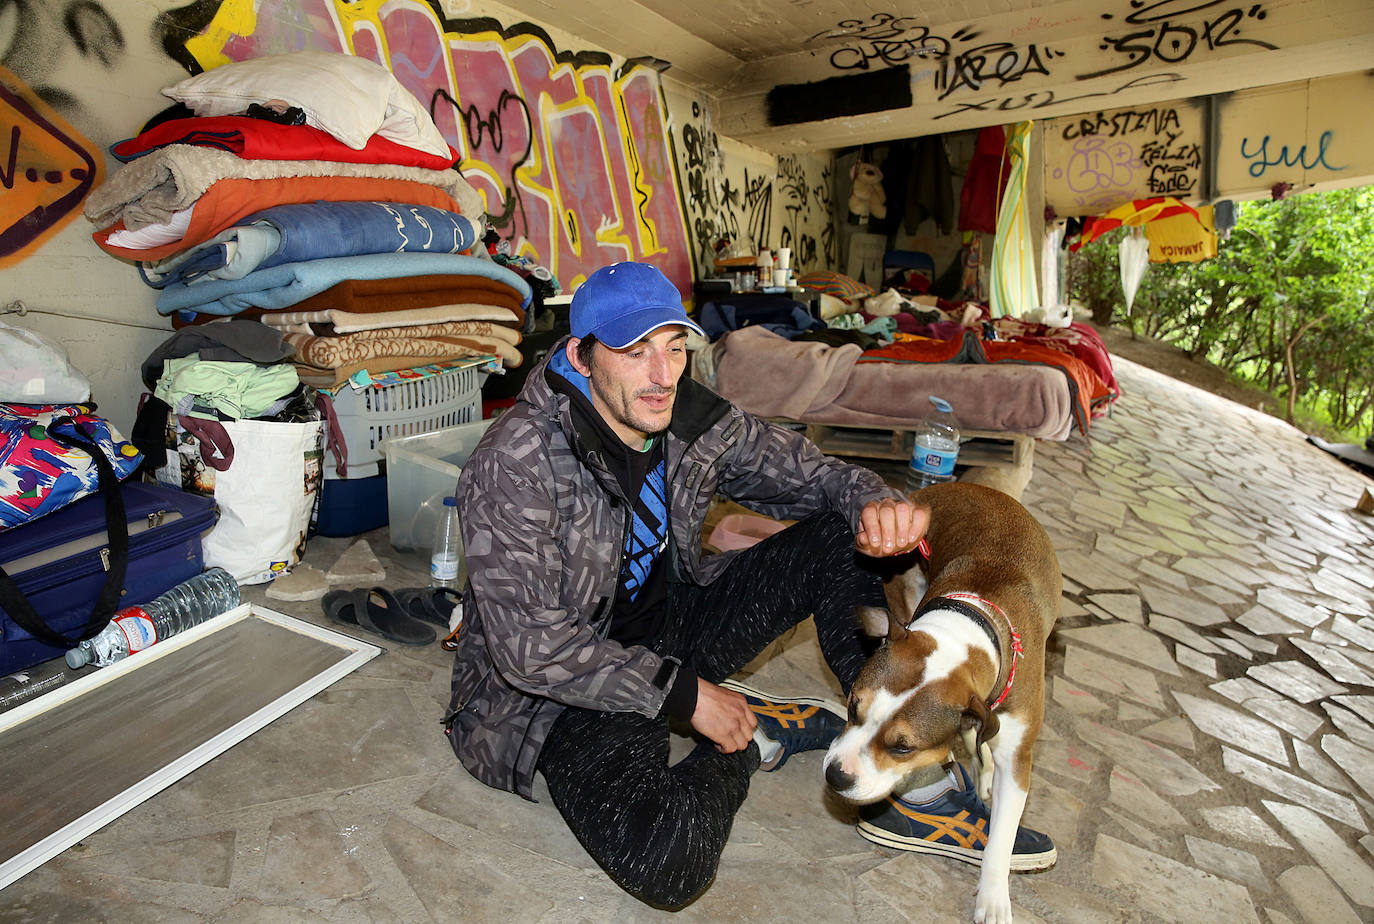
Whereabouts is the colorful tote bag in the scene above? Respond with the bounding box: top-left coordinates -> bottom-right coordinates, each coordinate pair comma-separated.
0,404 -> 142,531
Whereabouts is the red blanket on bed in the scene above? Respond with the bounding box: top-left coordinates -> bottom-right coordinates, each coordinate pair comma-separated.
859,331 -> 1113,434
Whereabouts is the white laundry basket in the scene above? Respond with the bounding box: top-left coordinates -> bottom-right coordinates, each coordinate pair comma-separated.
326,363 -> 485,480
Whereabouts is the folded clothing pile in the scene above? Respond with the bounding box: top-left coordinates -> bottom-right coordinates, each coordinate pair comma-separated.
84,51 -> 530,388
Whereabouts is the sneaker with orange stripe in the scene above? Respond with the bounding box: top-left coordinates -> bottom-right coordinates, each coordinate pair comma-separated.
718,679 -> 846,771
857,763 -> 1057,870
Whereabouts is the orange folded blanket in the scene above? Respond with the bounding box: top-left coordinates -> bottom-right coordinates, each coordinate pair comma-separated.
93,176 -> 464,262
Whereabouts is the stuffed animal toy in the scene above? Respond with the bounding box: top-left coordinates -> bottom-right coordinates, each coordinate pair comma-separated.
849,162 -> 887,221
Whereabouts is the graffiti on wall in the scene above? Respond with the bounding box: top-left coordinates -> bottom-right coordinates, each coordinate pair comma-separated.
0,67 -> 103,266
805,14 -> 1067,103
1080,1 -> 1277,81
1239,131 -> 1345,179
1044,101 -> 1203,214
678,101 -> 835,277
163,0 -> 693,294
775,154 -> 835,272
0,0 -> 119,264
807,3 -> 1281,121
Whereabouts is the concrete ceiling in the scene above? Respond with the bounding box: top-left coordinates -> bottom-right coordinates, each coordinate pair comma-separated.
500,0 -> 1374,152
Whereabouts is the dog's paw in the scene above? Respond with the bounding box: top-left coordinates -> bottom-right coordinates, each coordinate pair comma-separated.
974,884 -> 1013,924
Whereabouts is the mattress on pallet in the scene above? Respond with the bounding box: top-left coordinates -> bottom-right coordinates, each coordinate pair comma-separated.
710,326 -> 1078,441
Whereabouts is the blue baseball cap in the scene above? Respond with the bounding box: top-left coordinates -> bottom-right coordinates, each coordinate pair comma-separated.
570,262 -> 705,349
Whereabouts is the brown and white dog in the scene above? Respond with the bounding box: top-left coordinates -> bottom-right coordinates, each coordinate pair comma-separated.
824,481 -> 1061,924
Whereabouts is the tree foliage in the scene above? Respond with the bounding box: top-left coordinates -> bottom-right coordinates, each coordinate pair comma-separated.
1067,186 -> 1374,436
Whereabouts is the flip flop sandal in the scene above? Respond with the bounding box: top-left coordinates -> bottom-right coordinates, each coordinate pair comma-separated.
323,587 -> 436,646
395,586 -> 463,629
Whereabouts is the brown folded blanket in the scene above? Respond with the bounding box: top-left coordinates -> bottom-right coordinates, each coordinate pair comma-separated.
333,321 -> 521,344
254,304 -> 523,334
284,330 -> 522,369
291,274 -> 526,315
173,277 -> 526,330
295,356 -> 485,389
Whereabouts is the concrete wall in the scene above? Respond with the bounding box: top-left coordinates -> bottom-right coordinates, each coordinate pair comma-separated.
1041,71 -> 1374,216
0,0 -> 837,432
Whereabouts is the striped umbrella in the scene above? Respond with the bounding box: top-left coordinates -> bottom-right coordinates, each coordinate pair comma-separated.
989,121 -> 1037,319
1070,197 -> 1200,251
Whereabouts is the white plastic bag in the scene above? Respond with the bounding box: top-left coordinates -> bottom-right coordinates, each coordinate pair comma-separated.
157,417 -> 323,584
0,320 -> 91,403
1119,230 -> 1150,316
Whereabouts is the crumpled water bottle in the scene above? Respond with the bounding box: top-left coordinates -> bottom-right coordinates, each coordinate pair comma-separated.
906,395 -> 961,492
66,568 -> 241,668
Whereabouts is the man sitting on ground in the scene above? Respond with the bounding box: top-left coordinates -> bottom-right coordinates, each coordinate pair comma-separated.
444,260 -> 1054,908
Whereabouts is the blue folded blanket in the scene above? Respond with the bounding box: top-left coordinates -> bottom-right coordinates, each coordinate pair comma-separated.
157,252 -> 532,317
141,201 -> 482,289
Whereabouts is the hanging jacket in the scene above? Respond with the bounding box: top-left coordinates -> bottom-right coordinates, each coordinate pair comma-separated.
906,135 -> 955,235
445,338 -> 899,798
959,125 -> 1009,234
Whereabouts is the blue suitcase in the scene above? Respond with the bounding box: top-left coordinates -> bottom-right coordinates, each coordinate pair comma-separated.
0,482 -> 218,674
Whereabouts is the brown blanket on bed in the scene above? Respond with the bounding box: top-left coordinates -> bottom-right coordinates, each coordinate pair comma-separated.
712,326 -> 1076,440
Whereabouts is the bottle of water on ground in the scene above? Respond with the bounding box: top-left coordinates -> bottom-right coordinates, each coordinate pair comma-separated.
66,567 -> 241,668
430,496 -> 465,590
906,395 -> 961,492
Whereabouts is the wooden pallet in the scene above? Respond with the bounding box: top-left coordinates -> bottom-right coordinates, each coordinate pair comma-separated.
794,422 -> 1033,471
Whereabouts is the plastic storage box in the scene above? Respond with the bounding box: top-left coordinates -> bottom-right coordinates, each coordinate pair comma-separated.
328,364 -> 485,480
380,419 -> 493,550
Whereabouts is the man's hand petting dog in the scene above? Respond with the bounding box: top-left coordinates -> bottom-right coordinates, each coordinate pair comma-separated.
855,497 -> 928,558
692,678 -> 756,754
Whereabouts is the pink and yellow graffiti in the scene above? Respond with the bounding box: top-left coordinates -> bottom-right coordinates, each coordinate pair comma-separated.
181,0 -> 694,295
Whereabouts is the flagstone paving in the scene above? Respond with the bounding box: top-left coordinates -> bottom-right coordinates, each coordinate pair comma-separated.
1,355 -> 1372,922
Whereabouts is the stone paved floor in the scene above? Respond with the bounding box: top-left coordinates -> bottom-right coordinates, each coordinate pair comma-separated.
3,354 -> 1373,922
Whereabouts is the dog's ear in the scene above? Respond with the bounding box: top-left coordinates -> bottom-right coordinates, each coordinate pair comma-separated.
856,605 -> 907,641
960,693 -> 1000,748
885,610 -> 909,643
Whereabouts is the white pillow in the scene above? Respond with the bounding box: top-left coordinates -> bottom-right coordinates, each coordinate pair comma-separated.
105,205 -> 195,248
162,51 -> 450,157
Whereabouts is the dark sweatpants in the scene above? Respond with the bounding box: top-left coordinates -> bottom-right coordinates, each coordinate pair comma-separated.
536,511 -> 885,909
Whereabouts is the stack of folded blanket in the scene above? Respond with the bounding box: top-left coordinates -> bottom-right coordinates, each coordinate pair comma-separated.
84,51 -> 530,387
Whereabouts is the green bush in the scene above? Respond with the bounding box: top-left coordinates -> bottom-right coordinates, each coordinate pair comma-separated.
1067,186 -> 1374,440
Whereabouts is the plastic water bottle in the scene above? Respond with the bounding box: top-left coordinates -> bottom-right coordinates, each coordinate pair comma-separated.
65,568 -> 241,668
430,496 -> 464,590
906,396 -> 961,492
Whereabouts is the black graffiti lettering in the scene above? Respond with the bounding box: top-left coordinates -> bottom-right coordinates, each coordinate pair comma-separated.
682,123 -> 704,170
829,28 -> 947,71
1140,138 -> 1201,169
806,13 -> 923,45
1082,28 -> 1159,78
1124,0 -> 1228,25
431,87 -> 532,234
1147,163 -> 1197,193
1061,106 -> 1183,140
1063,112 -> 1111,140
1080,3 -> 1275,80
997,93 -> 1043,112
940,72 -> 1185,121
0,125 -> 18,190
1152,21 -> 1198,63
937,42 -> 1058,100
1204,7 -> 1275,51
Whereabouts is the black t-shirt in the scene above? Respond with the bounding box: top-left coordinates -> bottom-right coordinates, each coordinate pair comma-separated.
566,399 -> 670,648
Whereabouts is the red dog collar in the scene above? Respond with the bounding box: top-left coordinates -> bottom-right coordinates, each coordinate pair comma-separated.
942,592 -> 1024,711
912,539 -> 1023,711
